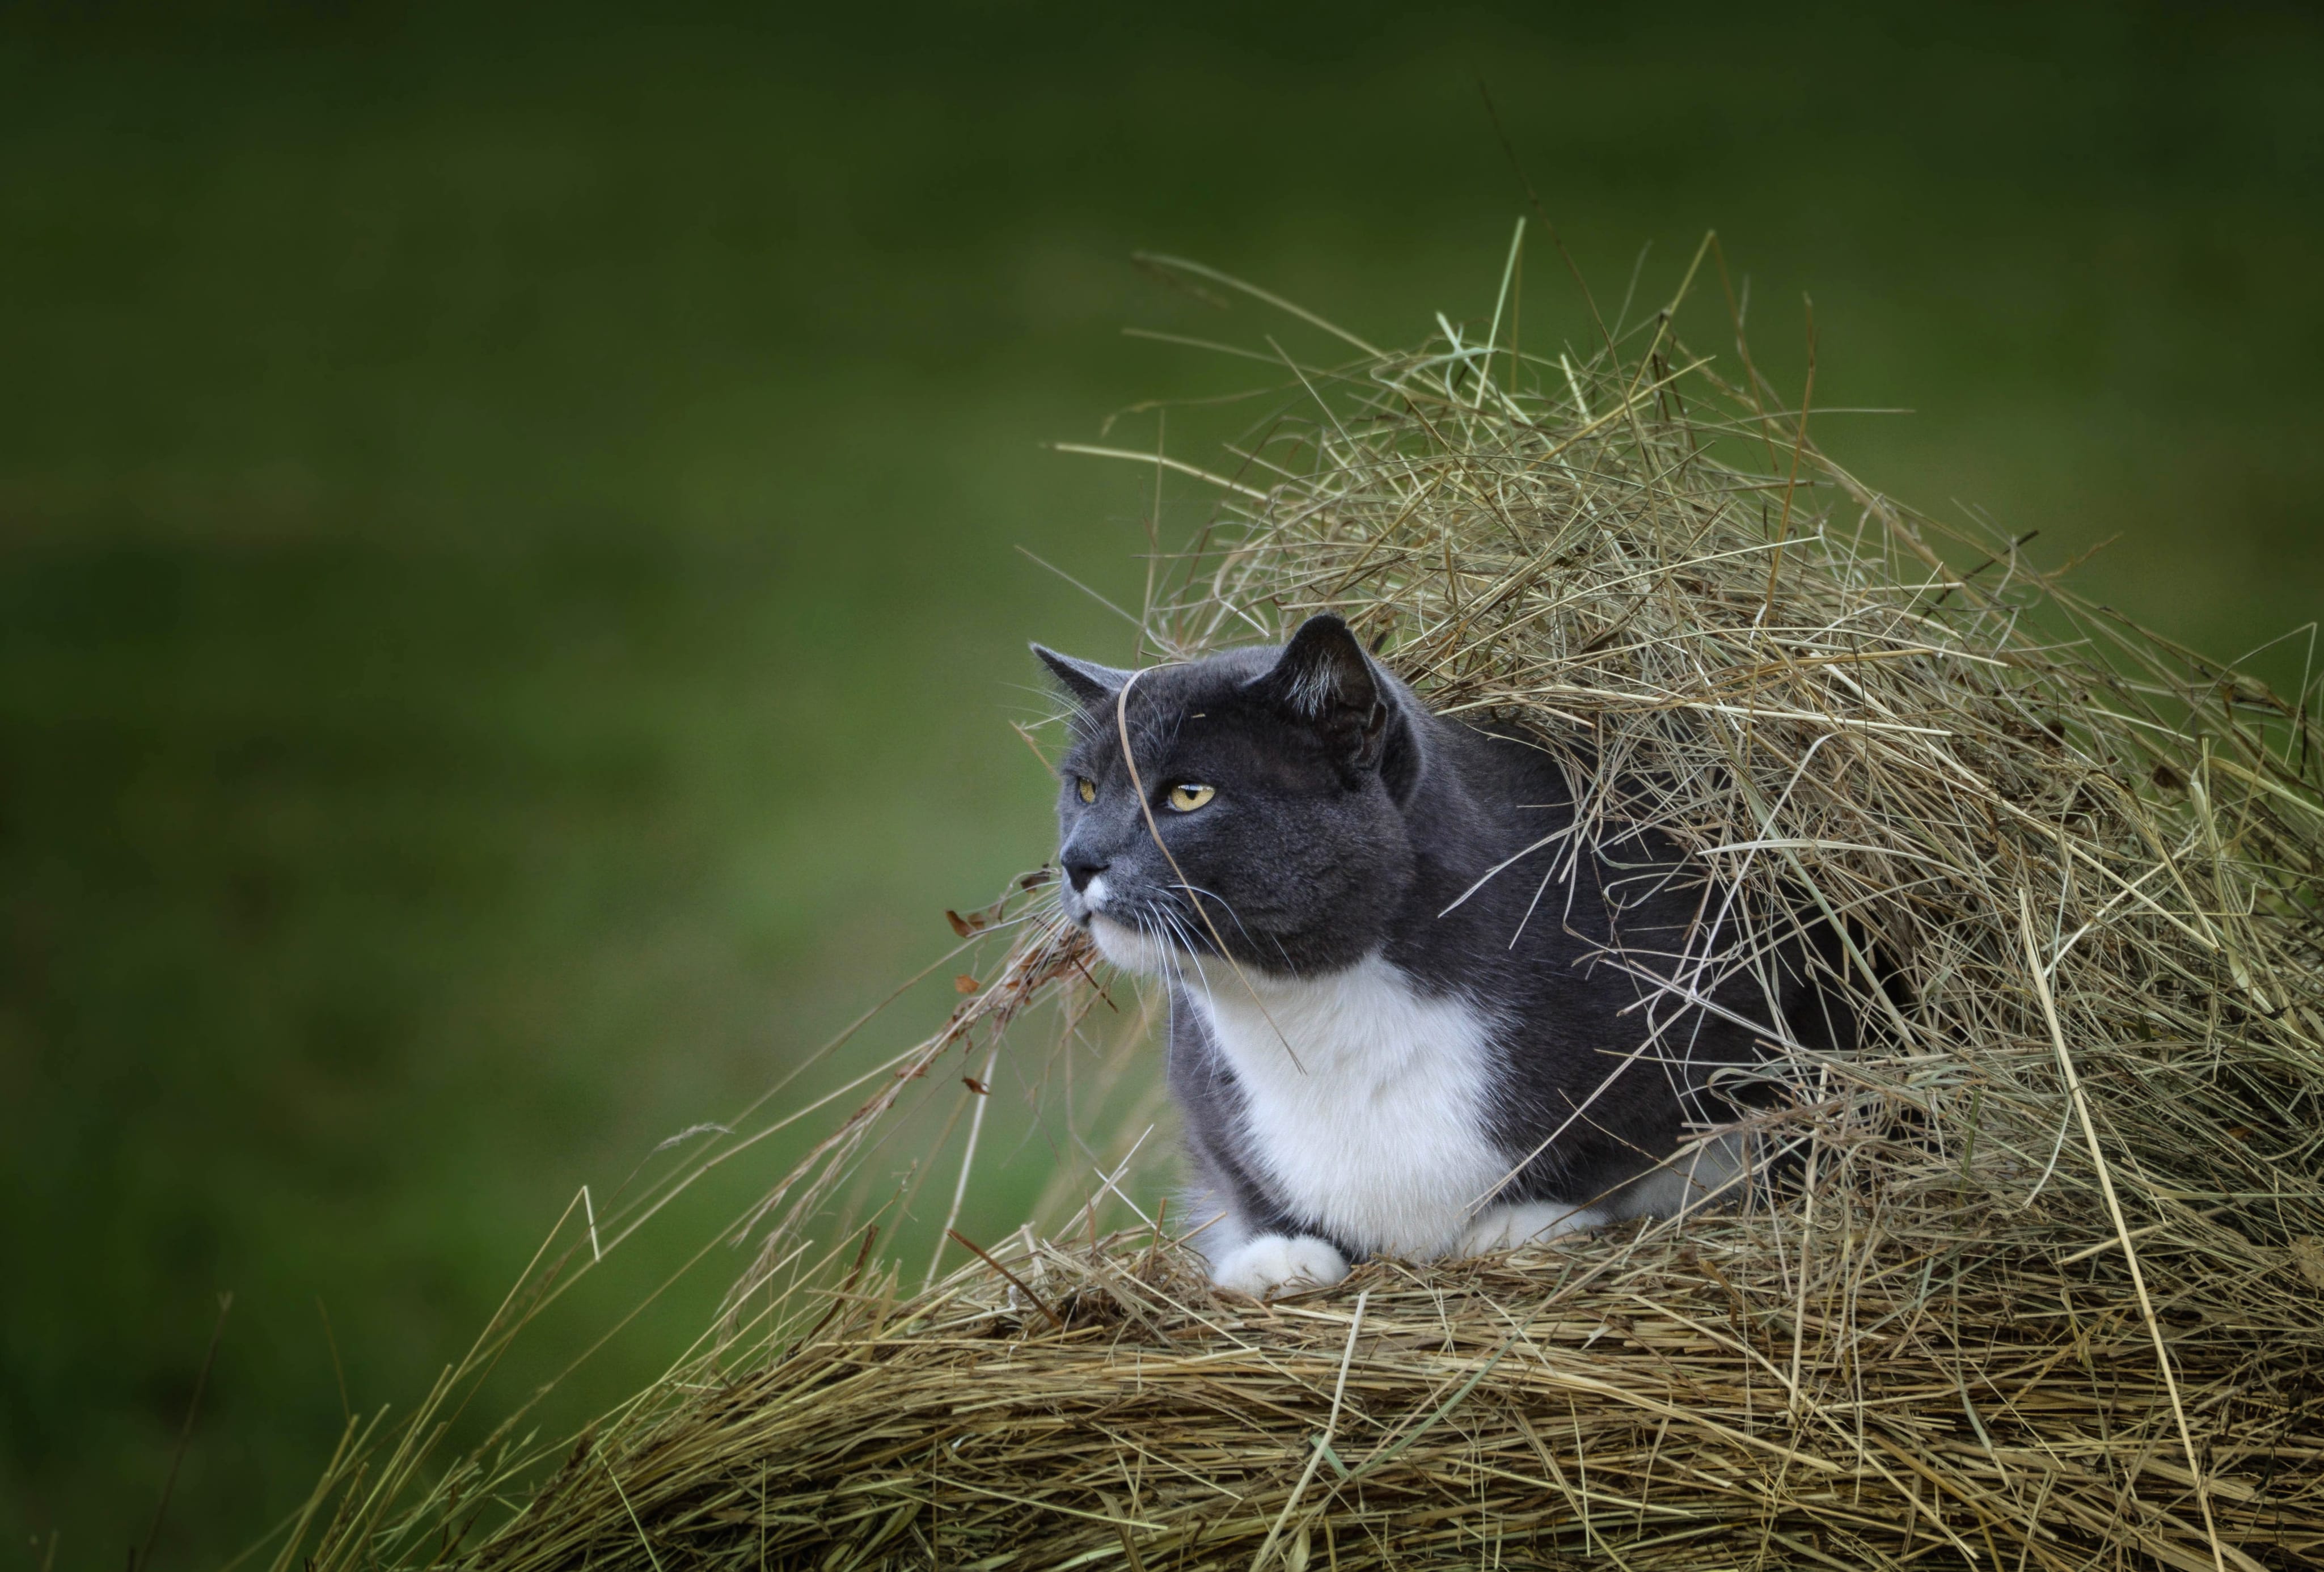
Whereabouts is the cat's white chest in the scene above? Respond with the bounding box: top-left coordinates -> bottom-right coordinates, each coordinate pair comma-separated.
1182,954 -> 1508,1259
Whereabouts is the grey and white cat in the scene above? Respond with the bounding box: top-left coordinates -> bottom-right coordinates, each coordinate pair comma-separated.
1036,614 -> 1838,1298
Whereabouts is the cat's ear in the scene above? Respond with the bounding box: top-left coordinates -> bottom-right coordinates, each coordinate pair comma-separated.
1031,644 -> 1131,709
1248,614 -> 1392,767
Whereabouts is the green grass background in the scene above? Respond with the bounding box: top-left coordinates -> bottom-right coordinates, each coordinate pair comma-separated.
4,2 -> 2321,1564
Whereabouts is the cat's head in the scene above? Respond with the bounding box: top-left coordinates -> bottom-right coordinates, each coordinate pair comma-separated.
1033,614 -> 1428,977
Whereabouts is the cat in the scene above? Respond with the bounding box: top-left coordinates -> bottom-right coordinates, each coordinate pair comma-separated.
1036,614 -> 1839,1298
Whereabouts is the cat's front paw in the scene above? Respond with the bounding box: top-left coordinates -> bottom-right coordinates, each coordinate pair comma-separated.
1458,1202 -> 1607,1257
1212,1233 -> 1349,1298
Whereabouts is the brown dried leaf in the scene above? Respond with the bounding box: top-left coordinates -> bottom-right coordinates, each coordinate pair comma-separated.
2292,1236 -> 2324,1291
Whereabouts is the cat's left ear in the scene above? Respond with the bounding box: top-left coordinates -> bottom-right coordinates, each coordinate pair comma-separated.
1032,644 -> 1131,709
1248,614 -> 1392,768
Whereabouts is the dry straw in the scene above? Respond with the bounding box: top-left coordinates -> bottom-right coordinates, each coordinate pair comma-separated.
273,231 -> 2324,1570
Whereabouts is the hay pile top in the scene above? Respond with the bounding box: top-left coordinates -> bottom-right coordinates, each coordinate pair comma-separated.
286,240 -> 2324,1572
474,1226 -> 2319,1571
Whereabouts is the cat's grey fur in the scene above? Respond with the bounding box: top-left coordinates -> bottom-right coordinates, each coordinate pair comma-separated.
1036,615 -> 1837,1296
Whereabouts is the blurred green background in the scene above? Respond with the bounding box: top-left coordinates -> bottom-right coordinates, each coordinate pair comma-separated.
4,1 -> 2320,1564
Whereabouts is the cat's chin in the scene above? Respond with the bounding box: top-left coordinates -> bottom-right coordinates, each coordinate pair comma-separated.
1085,914 -> 1182,975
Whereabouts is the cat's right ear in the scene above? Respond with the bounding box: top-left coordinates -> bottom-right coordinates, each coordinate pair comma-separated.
1032,645 -> 1131,709
1247,614 -> 1394,769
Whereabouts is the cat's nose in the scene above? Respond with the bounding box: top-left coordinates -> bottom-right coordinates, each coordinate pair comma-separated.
1063,850 -> 1110,894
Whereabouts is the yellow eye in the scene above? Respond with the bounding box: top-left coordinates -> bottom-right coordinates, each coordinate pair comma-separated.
1167,783 -> 1215,813
1076,778 -> 1096,804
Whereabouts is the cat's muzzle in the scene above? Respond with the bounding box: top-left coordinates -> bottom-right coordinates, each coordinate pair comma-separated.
1084,910 -> 1184,975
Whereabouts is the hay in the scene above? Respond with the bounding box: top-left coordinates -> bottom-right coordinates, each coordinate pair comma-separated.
466,1229 -> 2319,1572
280,235 -> 2324,1571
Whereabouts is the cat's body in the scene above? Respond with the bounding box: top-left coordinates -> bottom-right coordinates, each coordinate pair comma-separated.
1038,617 -> 1832,1296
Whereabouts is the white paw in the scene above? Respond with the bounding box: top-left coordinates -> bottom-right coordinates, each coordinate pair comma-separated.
1212,1233 -> 1350,1298
1458,1202 -> 1607,1257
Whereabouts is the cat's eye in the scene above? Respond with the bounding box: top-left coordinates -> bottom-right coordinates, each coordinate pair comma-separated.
1075,777 -> 1096,804
1167,783 -> 1216,813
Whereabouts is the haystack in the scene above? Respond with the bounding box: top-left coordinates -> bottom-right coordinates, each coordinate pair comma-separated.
278,235 -> 2324,1571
